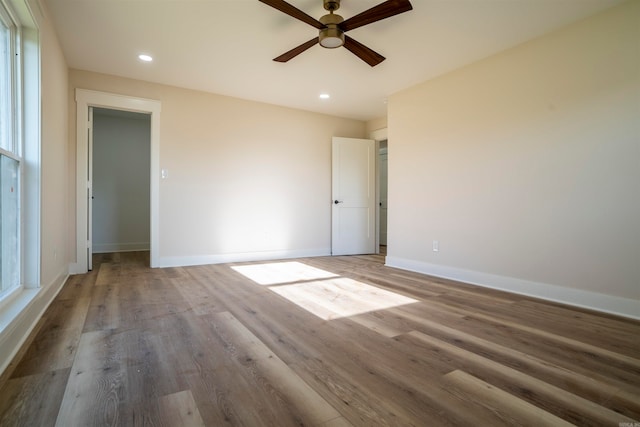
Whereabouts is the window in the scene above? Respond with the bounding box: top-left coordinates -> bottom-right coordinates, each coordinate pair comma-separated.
0,154 -> 18,295
0,3 -> 20,299
0,9 -> 13,152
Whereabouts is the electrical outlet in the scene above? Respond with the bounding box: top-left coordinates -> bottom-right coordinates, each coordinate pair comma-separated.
433,240 -> 439,252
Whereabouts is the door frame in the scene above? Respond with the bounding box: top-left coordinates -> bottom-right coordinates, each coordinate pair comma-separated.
73,89 -> 161,272
87,106 -> 93,271
369,127 -> 388,254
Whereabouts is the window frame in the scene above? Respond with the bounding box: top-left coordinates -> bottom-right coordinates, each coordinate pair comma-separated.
0,0 -> 41,308
0,2 -> 24,305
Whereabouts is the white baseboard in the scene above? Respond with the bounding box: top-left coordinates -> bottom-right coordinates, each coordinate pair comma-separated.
93,242 -> 150,253
157,248 -> 331,268
68,262 -> 84,275
385,256 -> 640,321
0,268 -> 69,376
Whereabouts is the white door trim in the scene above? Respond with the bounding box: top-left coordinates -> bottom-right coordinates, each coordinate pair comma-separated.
73,89 -> 161,272
368,127 -> 388,253
87,106 -> 93,271
368,127 -> 387,142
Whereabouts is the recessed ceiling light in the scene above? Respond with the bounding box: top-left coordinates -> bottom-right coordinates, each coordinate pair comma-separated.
319,93 -> 330,100
138,54 -> 153,62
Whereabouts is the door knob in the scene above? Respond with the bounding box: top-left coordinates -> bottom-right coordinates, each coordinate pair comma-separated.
334,200 -> 343,204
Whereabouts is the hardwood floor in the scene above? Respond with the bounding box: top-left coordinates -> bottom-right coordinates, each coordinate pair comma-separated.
1,251 -> 638,426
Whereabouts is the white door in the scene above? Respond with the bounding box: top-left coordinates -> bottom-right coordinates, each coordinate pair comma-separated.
87,107 -> 94,270
332,137 -> 376,255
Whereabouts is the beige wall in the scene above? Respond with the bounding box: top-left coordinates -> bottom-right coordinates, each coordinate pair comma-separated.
366,117 -> 387,135
40,5 -> 69,288
68,71 -> 365,265
387,1 -> 639,315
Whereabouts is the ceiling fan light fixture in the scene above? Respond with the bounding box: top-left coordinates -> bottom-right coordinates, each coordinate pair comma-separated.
319,26 -> 344,48
319,12 -> 345,49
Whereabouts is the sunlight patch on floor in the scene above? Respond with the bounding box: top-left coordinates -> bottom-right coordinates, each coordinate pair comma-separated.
231,261 -> 338,285
232,262 -> 418,320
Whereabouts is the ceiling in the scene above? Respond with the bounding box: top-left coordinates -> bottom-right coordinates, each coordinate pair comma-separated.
45,0 -> 624,121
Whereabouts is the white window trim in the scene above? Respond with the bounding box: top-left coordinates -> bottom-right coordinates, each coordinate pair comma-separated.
20,22 -> 39,288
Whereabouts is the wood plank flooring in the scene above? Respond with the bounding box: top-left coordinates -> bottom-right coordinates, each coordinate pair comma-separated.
1,251 -> 639,426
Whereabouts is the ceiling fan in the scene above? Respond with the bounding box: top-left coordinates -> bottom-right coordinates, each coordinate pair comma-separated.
259,0 -> 413,67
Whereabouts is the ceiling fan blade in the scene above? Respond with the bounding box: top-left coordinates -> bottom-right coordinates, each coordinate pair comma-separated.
259,0 -> 325,30
339,0 -> 413,32
343,36 -> 385,67
273,38 -> 319,62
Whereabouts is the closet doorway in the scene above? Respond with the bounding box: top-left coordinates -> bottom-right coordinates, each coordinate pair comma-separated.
74,89 -> 161,273
379,140 -> 388,249
90,108 -> 151,264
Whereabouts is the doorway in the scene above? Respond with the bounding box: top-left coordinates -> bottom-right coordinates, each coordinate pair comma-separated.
91,108 -> 151,259
330,134 -> 389,257
74,89 -> 161,273
379,140 -> 388,250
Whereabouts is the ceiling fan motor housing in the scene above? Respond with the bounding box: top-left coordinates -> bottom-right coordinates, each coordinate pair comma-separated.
319,13 -> 345,48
